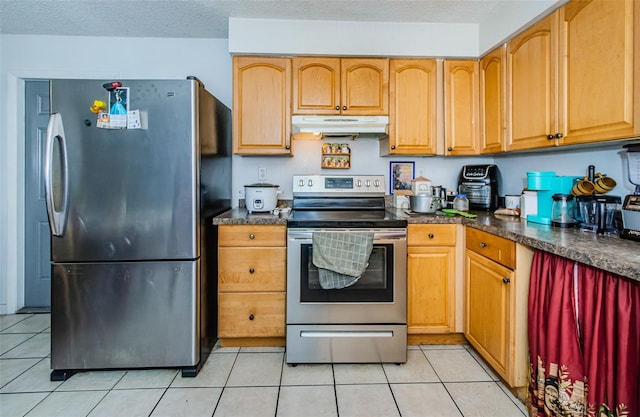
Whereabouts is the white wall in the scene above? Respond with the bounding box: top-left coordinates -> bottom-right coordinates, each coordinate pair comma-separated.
478,0 -> 567,54
494,144 -> 635,196
231,140 -> 494,205
229,18 -> 479,57
229,1 -> 563,58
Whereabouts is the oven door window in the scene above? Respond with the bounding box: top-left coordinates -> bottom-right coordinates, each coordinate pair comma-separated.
299,244 -> 394,302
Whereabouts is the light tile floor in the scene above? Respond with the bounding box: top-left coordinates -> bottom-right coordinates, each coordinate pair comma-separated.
0,314 -> 528,417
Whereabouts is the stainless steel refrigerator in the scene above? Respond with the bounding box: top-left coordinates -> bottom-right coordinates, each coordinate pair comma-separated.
44,78 -> 231,380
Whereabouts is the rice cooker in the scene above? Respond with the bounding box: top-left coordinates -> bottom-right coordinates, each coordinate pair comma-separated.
244,183 -> 281,213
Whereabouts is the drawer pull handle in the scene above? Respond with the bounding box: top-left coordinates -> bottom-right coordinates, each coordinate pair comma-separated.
249,234 -> 255,239
249,268 -> 255,273
428,233 -> 434,239
480,242 -> 487,248
249,314 -> 255,320
502,278 -> 510,284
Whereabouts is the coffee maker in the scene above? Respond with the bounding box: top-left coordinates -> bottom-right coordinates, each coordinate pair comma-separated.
621,143 -> 640,241
526,172 -> 576,225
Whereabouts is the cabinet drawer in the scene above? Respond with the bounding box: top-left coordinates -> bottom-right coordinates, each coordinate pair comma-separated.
408,224 -> 456,246
218,247 -> 286,292
218,293 -> 285,338
466,228 -> 515,269
219,225 -> 286,247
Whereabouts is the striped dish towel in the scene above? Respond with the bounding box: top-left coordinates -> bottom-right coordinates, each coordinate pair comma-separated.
312,231 -> 374,289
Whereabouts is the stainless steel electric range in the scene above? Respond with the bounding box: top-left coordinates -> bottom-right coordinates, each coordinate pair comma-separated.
286,175 -> 408,364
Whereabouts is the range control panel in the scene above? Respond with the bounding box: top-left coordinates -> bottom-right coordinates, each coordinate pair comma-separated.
292,175 -> 386,195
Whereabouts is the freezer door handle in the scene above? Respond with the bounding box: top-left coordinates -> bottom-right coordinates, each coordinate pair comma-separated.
45,113 -> 69,237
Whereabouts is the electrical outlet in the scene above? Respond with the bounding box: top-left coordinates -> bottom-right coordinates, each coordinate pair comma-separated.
258,167 -> 267,181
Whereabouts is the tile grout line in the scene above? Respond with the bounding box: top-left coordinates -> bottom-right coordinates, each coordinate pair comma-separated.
381,360 -> 403,417
420,346 -> 467,417
209,350 -> 239,416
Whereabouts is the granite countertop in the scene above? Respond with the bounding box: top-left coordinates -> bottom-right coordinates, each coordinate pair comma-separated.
212,207 -> 640,281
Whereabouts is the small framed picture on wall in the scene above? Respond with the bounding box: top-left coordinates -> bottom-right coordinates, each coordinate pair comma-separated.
390,161 -> 415,194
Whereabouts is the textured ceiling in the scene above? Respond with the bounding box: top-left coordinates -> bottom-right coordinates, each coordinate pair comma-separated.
0,0 -> 506,39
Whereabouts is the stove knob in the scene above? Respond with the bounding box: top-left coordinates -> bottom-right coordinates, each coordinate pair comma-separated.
298,179 -> 304,187
357,179 -> 362,187
366,179 -> 371,187
374,179 -> 380,188
307,179 -> 313,187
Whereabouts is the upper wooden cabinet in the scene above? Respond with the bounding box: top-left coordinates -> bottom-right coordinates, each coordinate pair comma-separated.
385,59 -> 439,155
506,11 -> 561,152
506,0 -> 638,151
559,0 -> 640,145
479,45 -> 507,154
444,60 -> 480,155
293,57 -> 389,115
233,56 -> 292,155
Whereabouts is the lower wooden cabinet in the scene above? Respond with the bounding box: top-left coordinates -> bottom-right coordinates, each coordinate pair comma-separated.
464,228 -> 533,390
407,224 -> 457,337
218,293 -> 285,338
217,225 -> 286,345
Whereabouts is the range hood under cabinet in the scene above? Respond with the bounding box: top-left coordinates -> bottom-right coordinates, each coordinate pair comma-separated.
291,115 -> 389,139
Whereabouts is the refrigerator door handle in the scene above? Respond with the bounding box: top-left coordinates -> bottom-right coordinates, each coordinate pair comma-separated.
45,113 -> 69,237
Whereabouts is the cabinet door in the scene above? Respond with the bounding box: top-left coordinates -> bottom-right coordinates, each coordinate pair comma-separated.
560,0 -> 639,145
233,56 -> 292,155
444,60 -> 480,155
480,46 -> 506,154
388,59 -> 438,155
407,246 -> 455,334
464,250 -> 512,378
292,57 -> 341,115
506,11 -> 561,151
341,58 -> 389,115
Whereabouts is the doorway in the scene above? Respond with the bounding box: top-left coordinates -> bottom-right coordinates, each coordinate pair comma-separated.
23,80 -> 51,311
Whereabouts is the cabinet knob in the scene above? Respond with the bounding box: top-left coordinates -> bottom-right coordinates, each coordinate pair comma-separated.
547,134 -> 555,140
480,242 -> 487,248
285,145 -> 291,150
249,234 -> 255,239
342,106 -> 347,111
447,147 -> 453,152
555,132 -> 564,139
335,105 -> 340,110
249,268 -> 255,273
502,278 -> 511,284
391,145 -> 396,150
428,233 -> 434,239
249,314 -> 255,320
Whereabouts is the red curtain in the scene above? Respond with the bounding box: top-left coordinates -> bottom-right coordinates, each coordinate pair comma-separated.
577,264 -> 640,417
529,250 -> 640,417
529,250 -> 586,416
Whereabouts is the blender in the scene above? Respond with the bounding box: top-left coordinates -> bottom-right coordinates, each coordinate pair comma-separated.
621,144 -> 640,241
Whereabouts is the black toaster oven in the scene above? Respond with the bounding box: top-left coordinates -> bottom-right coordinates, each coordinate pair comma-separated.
457,164 -> 499,211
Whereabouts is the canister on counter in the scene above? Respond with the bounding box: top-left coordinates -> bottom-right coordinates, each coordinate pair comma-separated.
505,195 -> 521,210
